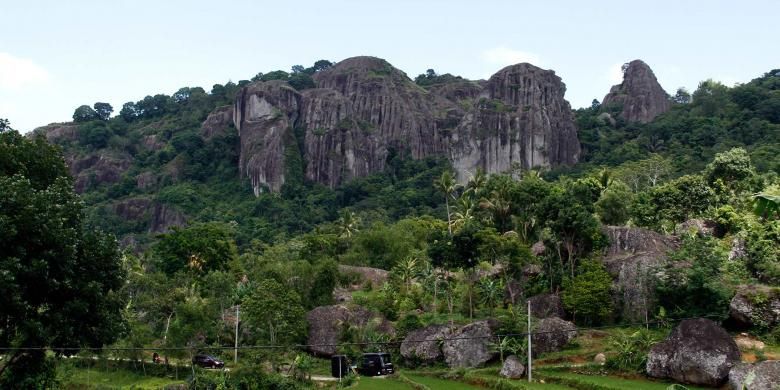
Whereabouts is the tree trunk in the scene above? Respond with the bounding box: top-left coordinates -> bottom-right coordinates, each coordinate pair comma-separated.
163,311 -> 173,343
445,198 -> 452,236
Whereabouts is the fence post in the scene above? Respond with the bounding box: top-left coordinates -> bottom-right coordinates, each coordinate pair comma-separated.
235,304 -> 240,365
527,299 -> 532,382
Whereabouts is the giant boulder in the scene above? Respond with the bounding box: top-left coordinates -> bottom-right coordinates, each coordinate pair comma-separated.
646,319 -> 741,386
602,226 -> 677,322
531,317 -> 577,356
305,304 -> 394,357
500,355 -> 526,379
400,324 -> 454,363
728,360 -> 780,390
442,320 -> 496,368
528,293 -> 565,319
728,285 -> 780,329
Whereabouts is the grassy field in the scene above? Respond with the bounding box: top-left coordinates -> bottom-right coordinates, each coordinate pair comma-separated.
60,367 -> 185,389
353,376 -> 413,389
538,370 -> 710,390
405,373 -> 481,389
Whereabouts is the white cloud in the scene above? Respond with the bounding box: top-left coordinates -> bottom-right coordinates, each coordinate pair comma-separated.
0,52 -> 50,89
482,47 -> 542,67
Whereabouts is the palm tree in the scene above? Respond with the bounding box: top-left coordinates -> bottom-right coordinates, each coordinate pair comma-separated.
754,191 -> 780,220
434,171 -> 460,236
337,210 -> 360,238
478,277 -> 504,316
394,256 -> 419,295
466,169 -> 487,197
450,195 -> 475,232
479,184 -> 512,232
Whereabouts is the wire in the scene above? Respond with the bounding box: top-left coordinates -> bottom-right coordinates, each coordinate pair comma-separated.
0,314 -> 725,353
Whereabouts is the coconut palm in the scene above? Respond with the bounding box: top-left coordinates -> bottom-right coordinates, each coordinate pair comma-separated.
450,195 -> 475,231
337,210 -> 360,238
434,171 -> 461,235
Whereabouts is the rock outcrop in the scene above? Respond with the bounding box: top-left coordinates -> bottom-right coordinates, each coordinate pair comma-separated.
232,56 -> 581,193
646,319 -> 741,386
528,293 -> 565,319
602,226 -> 677,322
500,355 -> 525,379
531,317 -> 577,356
442,320 -> 496,368
68,152 -> 132,193
201,105 -> 234,140
400,324 -> 454,363
338,265 -> 390,289
451,63 -> 580,181
149,203 -> 187,233
305,304 -> 394,357
233,80 -> 301,194
602,60 -> 670,123
728,360 -> 780,390
728,285 -> 780,329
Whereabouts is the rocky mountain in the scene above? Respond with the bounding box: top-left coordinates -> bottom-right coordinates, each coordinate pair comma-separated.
602,59 -> 671,123
231,56 -> 581,193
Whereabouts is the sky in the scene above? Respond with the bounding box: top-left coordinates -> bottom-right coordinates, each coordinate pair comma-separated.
1,0 -> 779,132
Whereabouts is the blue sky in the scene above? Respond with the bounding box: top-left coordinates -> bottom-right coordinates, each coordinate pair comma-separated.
1,0 -> 778,132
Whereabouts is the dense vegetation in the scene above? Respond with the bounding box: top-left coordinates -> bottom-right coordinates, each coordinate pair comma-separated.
1,66 -> 779,388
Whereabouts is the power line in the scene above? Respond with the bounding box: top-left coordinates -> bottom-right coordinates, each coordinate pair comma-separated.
0,314 -> 725,353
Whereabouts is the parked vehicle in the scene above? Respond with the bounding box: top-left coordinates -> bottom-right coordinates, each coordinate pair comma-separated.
356,352 -> 393,376
192,354 -> 225,369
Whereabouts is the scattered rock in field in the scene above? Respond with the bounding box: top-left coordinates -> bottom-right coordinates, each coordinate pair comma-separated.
531,317 -> 577,356
728,360 -> 780,390
594,353 -> 606,364
646,318 -> 741,386
500,355 -> 525,379
442,320 -> 496,368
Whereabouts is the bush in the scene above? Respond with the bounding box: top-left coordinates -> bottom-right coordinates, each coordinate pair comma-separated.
605,329 -> 659,373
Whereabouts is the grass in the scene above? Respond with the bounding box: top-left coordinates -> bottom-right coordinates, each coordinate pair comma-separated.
537,370 -> 710,390
405,373 -> 480,389
61,367 -> 186,389
353,376 -> 414,389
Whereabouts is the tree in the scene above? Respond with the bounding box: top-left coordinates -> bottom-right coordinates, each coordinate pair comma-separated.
0,131 -> 126,385
119,102 -> 138,122
309,260 -> 338,307
311,60 -> 333,73
0,118 -> 11,132
596,181 -> 633,225
434,171 -> 460,235
153,222 -> 238,275
72,104 -> 99,122
336,210 -> 360,238
591,99 -> 601,110
673,87 -> 691,104
705,147 -> 755,187
244,279 -> 306,347
561,260 -> 613,325
93,102 -> 113,120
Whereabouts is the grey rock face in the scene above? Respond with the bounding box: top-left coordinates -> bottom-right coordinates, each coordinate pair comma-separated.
233,80 -> 301,194
646,319 -> 741,386
68,152 -> 132,193
676,218 -> 717,237
500,355 -> 526,379
451,63 -> 580,182
400,324 -> 455,363
729,286 -> 780,329
442,320 -> 496,368
305,304 -> 393,357
338,265 -> 389,289
149,203 -> 186,233
728,360 -> 780,390
232,56 -> 581,193
531,317 -> 577,356
602,60 -> 670,123
201,105 -> 234,140
602,226 -> 678,322
528,293 -> 565,319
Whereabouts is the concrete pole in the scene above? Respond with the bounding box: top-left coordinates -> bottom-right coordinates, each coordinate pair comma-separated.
527,299 -> 532,382
234,305 -> 240,365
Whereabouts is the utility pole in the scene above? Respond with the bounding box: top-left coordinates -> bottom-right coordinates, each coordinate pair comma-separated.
527,299 -> 532,382
234,305 -> 240,365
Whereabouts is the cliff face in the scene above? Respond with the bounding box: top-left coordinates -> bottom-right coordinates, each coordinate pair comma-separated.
231,56 -> 581,193
451,63 -> 580,181
602,60 -> 671,123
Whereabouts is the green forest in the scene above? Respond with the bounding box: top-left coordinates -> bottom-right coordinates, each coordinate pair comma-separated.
1,64 -> 779,389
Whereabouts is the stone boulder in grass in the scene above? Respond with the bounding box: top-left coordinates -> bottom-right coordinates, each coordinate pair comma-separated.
531,317 -> 577,357
399,324 -> 455,364
500,355 -> 525,379
728,360 -> 780,390
441,320 -> 497,368
305,304 -> 394,357
646,318 -> 741,387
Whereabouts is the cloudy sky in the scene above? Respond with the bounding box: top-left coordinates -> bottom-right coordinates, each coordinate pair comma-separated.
2,0 -> 779,132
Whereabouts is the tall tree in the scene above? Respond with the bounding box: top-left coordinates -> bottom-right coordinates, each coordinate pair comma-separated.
0,131 -> 126,386
434,171 -> 460,235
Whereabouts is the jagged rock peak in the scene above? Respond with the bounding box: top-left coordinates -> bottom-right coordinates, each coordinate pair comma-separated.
602,59 -> 670,123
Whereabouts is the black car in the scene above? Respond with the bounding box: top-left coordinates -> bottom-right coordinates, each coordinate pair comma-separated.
356,352 -> 393,376
192,354 -> 225,369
